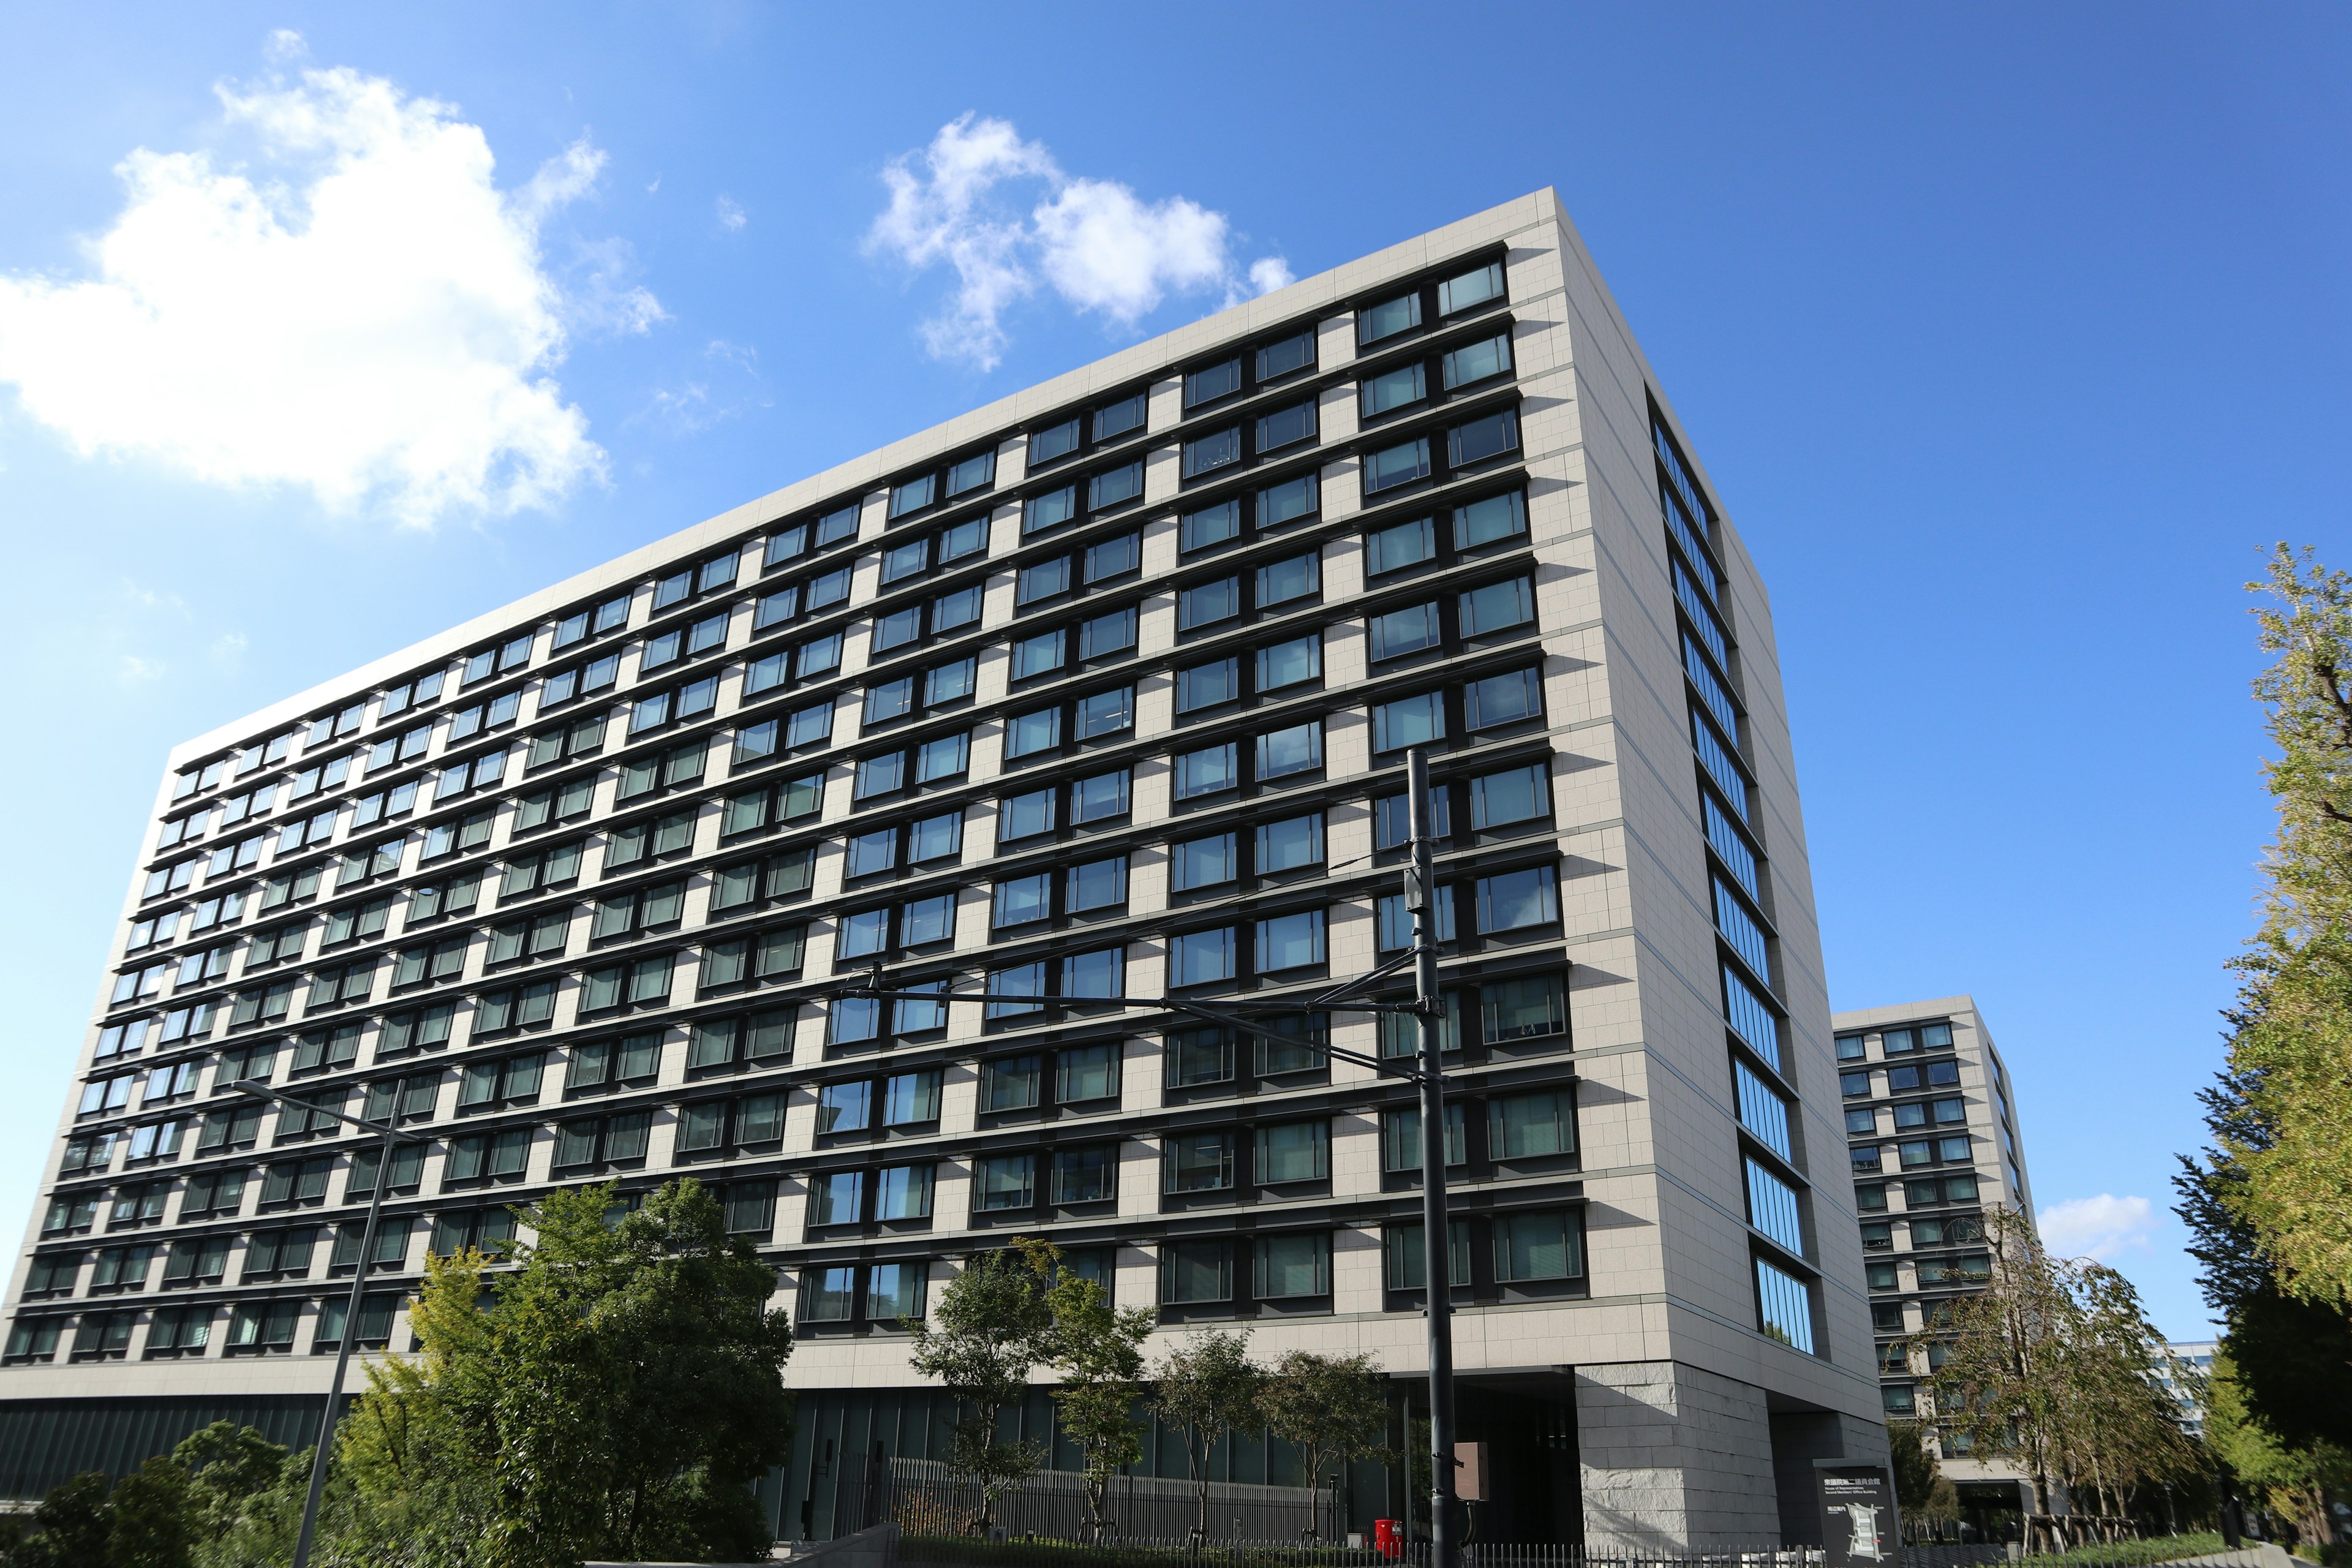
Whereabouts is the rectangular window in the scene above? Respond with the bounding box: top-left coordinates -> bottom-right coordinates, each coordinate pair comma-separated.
1736,1061 -> 1793,1160
1494,1208 -> 1585,1283
1170,927 -> 1234,986
1183,426 -> 1240,480
1460,575 -> 1535,637
1254,1120 -> 1328,1183
1755,1256 -> 1817,1353
1256,401 -> 1316,452
976,1153 -> 1036,1210
1257,550 -> 1319,606
1185,357 -> 1242,408
1369,602 -> 1441,660
1448,408 -> 1520,468
1172,831 -> 1235,892
1384,1221 -> 1472,1290
1256,720 -> 1322,779
1177,576 -> 1240,631
1476,865 -> 1559,932
1442,332 -> 1513,390
1362,364 -> 1426,420
1373,691 -> 1445,753
1359,291 -> 1421,346
1173,742 -> 1238,800
1163,1131 -> 1235,1192
1745,1158 -> 1805,1254
1363,437 -> 1430,494
1490,1090 -> 1574,1159
1253,1233 -> 1330,1299
1180,499 -> 1240,554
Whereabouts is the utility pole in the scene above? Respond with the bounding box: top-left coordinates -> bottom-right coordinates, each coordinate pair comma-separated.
234,1080 -> 430,1568
1407,748 -> 1458,1568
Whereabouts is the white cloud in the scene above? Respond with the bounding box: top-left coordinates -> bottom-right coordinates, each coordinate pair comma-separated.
867,113 -> 1289,370
117,654 -> 165,685
715,195 -> 747,232
0,51 -> 660,526
2038,1194 -> 2159,1262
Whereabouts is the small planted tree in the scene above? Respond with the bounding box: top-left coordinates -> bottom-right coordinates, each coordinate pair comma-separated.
1152,1329 -> 1262,1545
1887,1420 -> 1958,1536
1039,1252 -> 1156,1543
907,1241 -> 1058,1534
1259,1351 -> 1392,1542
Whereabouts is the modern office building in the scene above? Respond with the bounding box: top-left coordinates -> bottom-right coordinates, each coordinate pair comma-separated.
1831,997 -> 2035,1532
2156,1341 -> 2216,1441
0,189 -> 1887,1547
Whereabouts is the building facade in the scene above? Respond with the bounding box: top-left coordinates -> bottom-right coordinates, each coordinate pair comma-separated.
1831,997 -> 2035,1532
0,190 -> 1886,1547
2156,1341 -> 2215,1441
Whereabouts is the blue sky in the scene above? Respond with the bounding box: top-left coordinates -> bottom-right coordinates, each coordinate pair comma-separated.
2,2 -> 2345,1341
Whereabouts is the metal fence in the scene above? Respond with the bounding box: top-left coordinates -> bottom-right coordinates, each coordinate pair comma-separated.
872,1458 -> 1338,1544
894,1532 -> 1825,1568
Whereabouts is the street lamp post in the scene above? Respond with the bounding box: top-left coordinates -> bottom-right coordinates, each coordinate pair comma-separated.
232,1080 -> 433,1568
837,747 -> 1463,1568
1407,750 -> 1459,1568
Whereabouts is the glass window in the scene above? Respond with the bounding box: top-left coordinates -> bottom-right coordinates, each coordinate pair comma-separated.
1373,691 -> 1445,752
1010,630 -> 1064,681
1256,402 -> 1315,452
1384,1221 -> 1472,1290
918,731 -> 969,781
1057,1044 -> 1120,1104
1494,1209 -> 1583,1283
1093,393 -> 1147,442
1072,768 -> 1131,822
1255,330 -> 1313,381
875,1165 -> 933,1223
1490,1091 -> 1574,1159
982,1055 -> 1042,1112
1183,426 -> 1242,480
1482,973 -> 1566,1042
863,677 -> 914,726
1449,409 -> 1521,468
1077,687 -> 1133,738
992,875 -> 1051,929
1439,260 -> 1505,315
885,1070 -> 943,1124
1382,1102 -> 1466,1170
1178,576 -> 1240,631
1051,1145 -> 1117,1204
910,811 -> 963,862
1174,742 -> 1238,799
1089,461 -> 1144,510
1471,764 -> 1548,829
1461,576 -> 1536,637
1442,333 -> 1513,390
1362,363 -> 1426,418
1256,1121 -> 1328,1183
1256,634 -> 1321,692
802,1266 -> 855,1321
1180,499 -> 1241,554
1067,856 -> 1128,913
818,1080 -> 871,1133
888,474 -> 936,518
999,787 -> 1055,842
1170,928 -> 1234,986
812,1170 -> 864,1225
1172,832 -> 1236,892
1164,1131 -> 1235,1191
1062,946 -> 1123,999
1005,706 -> 1061,758
1017,556 -> 1071,605
1255,909 -> 1325,971
1466,667 -> 1542,729
1256,720 -> 1323,779
1186,356 -> 1242,407
946,449 -> 996,497
1454,491 -> 1526,549
1366,517 -> 1435,576
1359,292 -> 1422,345
1258,473 -> 1318,527
1161,1240 -> 1231,1303
1085,532 -> 1139,581
1256,814 -> 1324,875
977,1153 -> 1035,1210
925,657 -> 976,706
1023,485 -> 1077,535
1177,658 -> 1239,714
1257,550 -> 1320,607
1477,866 -> 1559,933
1363,437 -> 1431,494
1080,607 -> 1136,659
1029,417 -> 1080,467
1369,603 -> 1441,660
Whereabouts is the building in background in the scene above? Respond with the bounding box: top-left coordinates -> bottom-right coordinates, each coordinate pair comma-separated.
0,190 -> 1887,1548
2156,1341 -> 2216,1440
1832,997 -> 2035,1537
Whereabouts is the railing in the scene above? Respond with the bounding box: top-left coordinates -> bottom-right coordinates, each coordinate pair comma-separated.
872,1459 -> 1337,1545
897,1537 -> 1824,1568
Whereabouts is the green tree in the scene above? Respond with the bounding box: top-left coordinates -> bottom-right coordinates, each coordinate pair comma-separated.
1914,1208 -> 2201,1548
1887,1420 -> 1958,1532
168,1421 -> 288,1562
1151,1329 -> 1262,1545
344,1177 -> 794,1567
2217,546 -> 2352,1306
2204,1348 -> 2351,1549
906,1242 -> 1057,1534
103,1458 -> 192,1568
1258,1351 -> 1390,1542
1038,1251 -> 1155,1543
9,1471 -> 115,1567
